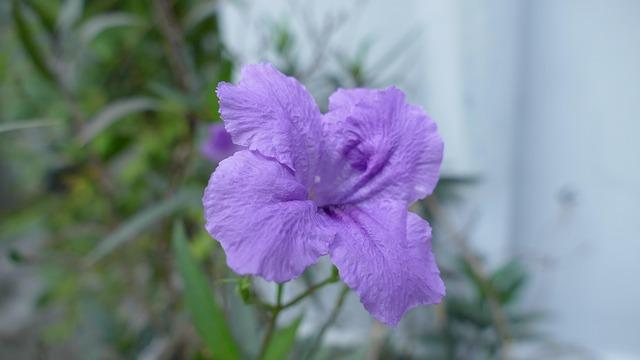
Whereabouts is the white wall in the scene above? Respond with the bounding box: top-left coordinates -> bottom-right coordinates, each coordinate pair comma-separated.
219,0 -> 475,178
513,0 -> 640,357
459,0 -> 525,267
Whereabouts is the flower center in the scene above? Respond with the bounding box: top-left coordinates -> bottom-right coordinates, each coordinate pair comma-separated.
307,175 -> 322,202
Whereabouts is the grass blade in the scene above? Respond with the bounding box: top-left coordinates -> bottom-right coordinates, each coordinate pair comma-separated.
11,0 -> 55,82
184,1 -> 220,32
86,189 -> 197,263
263,316 -> 303,360
25,0 -> 58,33
57,0 -> 83,31
172,221 -> 240,360
78,97 -> 158,145
79,13 -> 144,44
0,119 -> 61,133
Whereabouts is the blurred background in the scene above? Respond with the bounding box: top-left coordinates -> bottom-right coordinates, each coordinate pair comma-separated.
1,0 -> 639,359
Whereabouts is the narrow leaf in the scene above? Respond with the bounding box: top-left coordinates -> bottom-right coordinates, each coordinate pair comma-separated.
79,13 -> 144,44
0,119 -> 61,133
26,0 -> 58,33
11,0 -> 55,82
86,189 -> 197,263
148,82 -> 197,110
263,316 -> 303,360
173,221 -> 240,360
78,97 -> 158,145
490,260 -> 528,304
184,1 -> 220,32
57,0 -> 83,30
446,297 -> 492,327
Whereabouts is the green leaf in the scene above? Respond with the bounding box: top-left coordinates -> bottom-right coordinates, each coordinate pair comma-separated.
274,24 -> 293,56
148,82 -> 197,111
458,256 -> 486,300
446,297 -> 492,328
509,310 -> 546,325
0,118 -> 61,133
79,12 -> 144,44
25,0 -> 58,33
227,290 -> 261,356
172,221 -> 240,360
490,260 -> 528,304
78,97 -> 159,145
86,189 -> 198,263
236,277 -> 252,304
7,248 -> 24,263
184,1 -> 220,32
11,0 -> 55,82
57,0 -> 83,30
263,316 -> 303,360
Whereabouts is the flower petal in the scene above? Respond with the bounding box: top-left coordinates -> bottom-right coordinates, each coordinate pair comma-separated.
203,150 -> 333,282
315,87 -> 443,206
217,63 -> 323,187
201,124 -> 243,163
326,200 -> 445,326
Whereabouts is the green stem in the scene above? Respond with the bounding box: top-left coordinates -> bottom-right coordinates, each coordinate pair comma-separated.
258,283 -> 284,359
304,285 -> 350,359
281,275 -> 336,309
256,272 -> 338,359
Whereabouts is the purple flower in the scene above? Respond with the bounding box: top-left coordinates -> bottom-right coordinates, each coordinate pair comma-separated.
201,124 -> 243,162
203,63 -> 445,326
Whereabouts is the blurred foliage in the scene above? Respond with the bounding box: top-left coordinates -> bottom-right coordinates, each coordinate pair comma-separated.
1,0 -> 245,358
0,0 -> 543,359
414,256 -> 542,359
173,220 -> 239,359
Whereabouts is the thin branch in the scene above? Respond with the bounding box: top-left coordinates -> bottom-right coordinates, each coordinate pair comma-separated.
281,275 -> 336,309
258,283 -> 285,360
366,321 -> 388,360
151,0 -> 202,193
151,0 -> 197,93
297,8 -> 347,80
425,196 -> 512,359
304,285 -> 350,359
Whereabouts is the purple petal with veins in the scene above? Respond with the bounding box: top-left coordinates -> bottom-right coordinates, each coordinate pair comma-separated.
203,63 -> 445,326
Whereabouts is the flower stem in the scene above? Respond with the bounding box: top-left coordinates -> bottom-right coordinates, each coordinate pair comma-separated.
281,275 -> 336,309
303,285 -> 350,359
258,283 -> 284,359
257,271 -> 339,359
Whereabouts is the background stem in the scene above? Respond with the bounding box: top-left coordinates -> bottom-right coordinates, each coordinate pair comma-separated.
258,283 -> 284,359
304,285 -> 350,359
